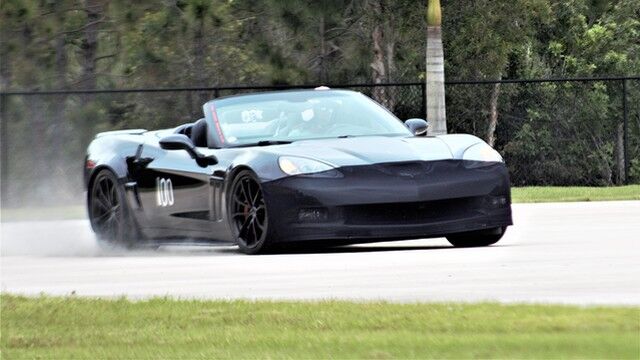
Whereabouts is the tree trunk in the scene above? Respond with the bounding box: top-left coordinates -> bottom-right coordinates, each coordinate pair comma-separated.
369,0 -> 394,110
371,22 -> 389,108
193,16 -> 205,84
486,79 -> 502,147
383,8 -> 396,111
79,0 -> 107,90
318,14 -> 327,83
426,26 -> 446,134
193,12 -> 208,114
385,41 -> 395,84
615,121 -> 625,184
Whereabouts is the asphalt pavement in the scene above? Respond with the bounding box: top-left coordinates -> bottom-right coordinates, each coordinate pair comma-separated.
1,201 -> 639,304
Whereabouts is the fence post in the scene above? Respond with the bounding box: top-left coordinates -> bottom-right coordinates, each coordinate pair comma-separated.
421,82 -> 426,119
622,79 -> 629,185
0,93 -> 7,205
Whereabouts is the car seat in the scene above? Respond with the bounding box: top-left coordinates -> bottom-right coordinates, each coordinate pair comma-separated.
191,118 -> 208,147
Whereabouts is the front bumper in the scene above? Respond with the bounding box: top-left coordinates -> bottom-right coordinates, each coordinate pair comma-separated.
262,159 -> 513,243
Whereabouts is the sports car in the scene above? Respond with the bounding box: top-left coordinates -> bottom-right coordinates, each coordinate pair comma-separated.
84,88 -> 512,254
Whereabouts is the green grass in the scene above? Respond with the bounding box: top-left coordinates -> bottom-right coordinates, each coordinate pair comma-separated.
511,185 -> 640,203
1,295 -> 638,359
0,205 -> 86,222
1,186 -> 638,222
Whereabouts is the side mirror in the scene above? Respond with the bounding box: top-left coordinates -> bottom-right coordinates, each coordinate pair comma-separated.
159,134 -> 218,167
405,118 -> 429,136
159,134 -> 195,151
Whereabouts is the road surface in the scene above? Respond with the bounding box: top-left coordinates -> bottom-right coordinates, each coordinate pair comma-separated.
2,201 -> 639,304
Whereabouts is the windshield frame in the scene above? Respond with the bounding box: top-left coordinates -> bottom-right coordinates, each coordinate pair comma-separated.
203,89 -> 412,148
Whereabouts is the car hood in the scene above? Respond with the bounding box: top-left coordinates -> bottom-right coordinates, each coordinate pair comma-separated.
263,134 -> 484,167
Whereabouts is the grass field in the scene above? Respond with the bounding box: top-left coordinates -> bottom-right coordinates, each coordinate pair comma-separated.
511,185 -> 640,203
1,295 -> 638,359
0,205 -> 86,222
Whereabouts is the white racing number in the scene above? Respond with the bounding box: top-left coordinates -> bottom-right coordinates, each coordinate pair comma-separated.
156,177 -> 174,207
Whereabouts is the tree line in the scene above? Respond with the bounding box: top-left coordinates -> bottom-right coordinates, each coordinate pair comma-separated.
1,0 -> 639,205
3,1 -> 637,92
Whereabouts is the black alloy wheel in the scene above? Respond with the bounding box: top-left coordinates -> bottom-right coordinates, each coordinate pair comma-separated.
229,170 -> 270,254
89,170 -> 136,247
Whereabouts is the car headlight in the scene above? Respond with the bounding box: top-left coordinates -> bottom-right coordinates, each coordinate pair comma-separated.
278,156 -> 337,176
462,143 -> 503,162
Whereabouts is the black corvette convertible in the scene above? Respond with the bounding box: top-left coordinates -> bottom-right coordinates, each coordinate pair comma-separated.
84,88 -> 512,254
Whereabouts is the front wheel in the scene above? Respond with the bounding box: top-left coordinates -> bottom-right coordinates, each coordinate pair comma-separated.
228,170 -> 272,254
88,169 -> 140,249
446,226 -> 506,248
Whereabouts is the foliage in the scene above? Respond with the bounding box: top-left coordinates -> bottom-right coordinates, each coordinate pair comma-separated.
1,0 -> 639,205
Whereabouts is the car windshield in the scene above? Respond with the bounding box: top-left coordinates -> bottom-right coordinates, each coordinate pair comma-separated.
210,90 -> 411,146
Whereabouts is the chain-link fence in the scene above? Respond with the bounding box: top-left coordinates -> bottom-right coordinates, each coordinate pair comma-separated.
446,78 -> 640,187
1,77 -> 638,207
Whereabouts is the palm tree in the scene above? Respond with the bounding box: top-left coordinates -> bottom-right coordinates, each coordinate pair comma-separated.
426,0 -> 446,135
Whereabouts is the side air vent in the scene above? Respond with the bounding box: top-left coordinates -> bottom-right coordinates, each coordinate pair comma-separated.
210,179 -> 224,221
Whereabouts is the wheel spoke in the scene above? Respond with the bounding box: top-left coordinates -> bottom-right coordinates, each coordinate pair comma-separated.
110,183 -> 118,205
252,188 -> 262,206
247,178 -> 255,201
93,205 -> 105,220
101,180 -> 109,203
231,212 -> 245,219
234,193 -> 248,207
250,218 -> 259,243
240,179 -> 251,204
94,210 -> 111,223
95,182 -> 106,204
101,189 -> 112,206
238,180 -> 245,202
93,196 -> 109,212
99,179 -> 110,202
239,217 -> 253,243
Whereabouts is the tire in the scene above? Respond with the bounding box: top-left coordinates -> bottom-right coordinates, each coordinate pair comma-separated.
228,170 -> 272,254
88,169 -> 141,249
446,226 -> 506,248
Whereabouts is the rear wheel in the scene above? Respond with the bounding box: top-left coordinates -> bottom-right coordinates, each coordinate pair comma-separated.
88,170 -> 139,248
446,226 -> 506,248
228,170 -> 271,254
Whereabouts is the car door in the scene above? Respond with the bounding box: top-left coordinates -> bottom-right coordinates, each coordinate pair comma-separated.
133,139 -> 216,238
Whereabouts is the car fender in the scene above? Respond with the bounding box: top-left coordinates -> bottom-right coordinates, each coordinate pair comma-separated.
435,134 -> 487,159
85,134 -> 145,188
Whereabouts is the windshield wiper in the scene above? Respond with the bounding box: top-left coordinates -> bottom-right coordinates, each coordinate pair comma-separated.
257,140 -> 292,146
231,140 -> 293,148
337,135 -> 356,138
